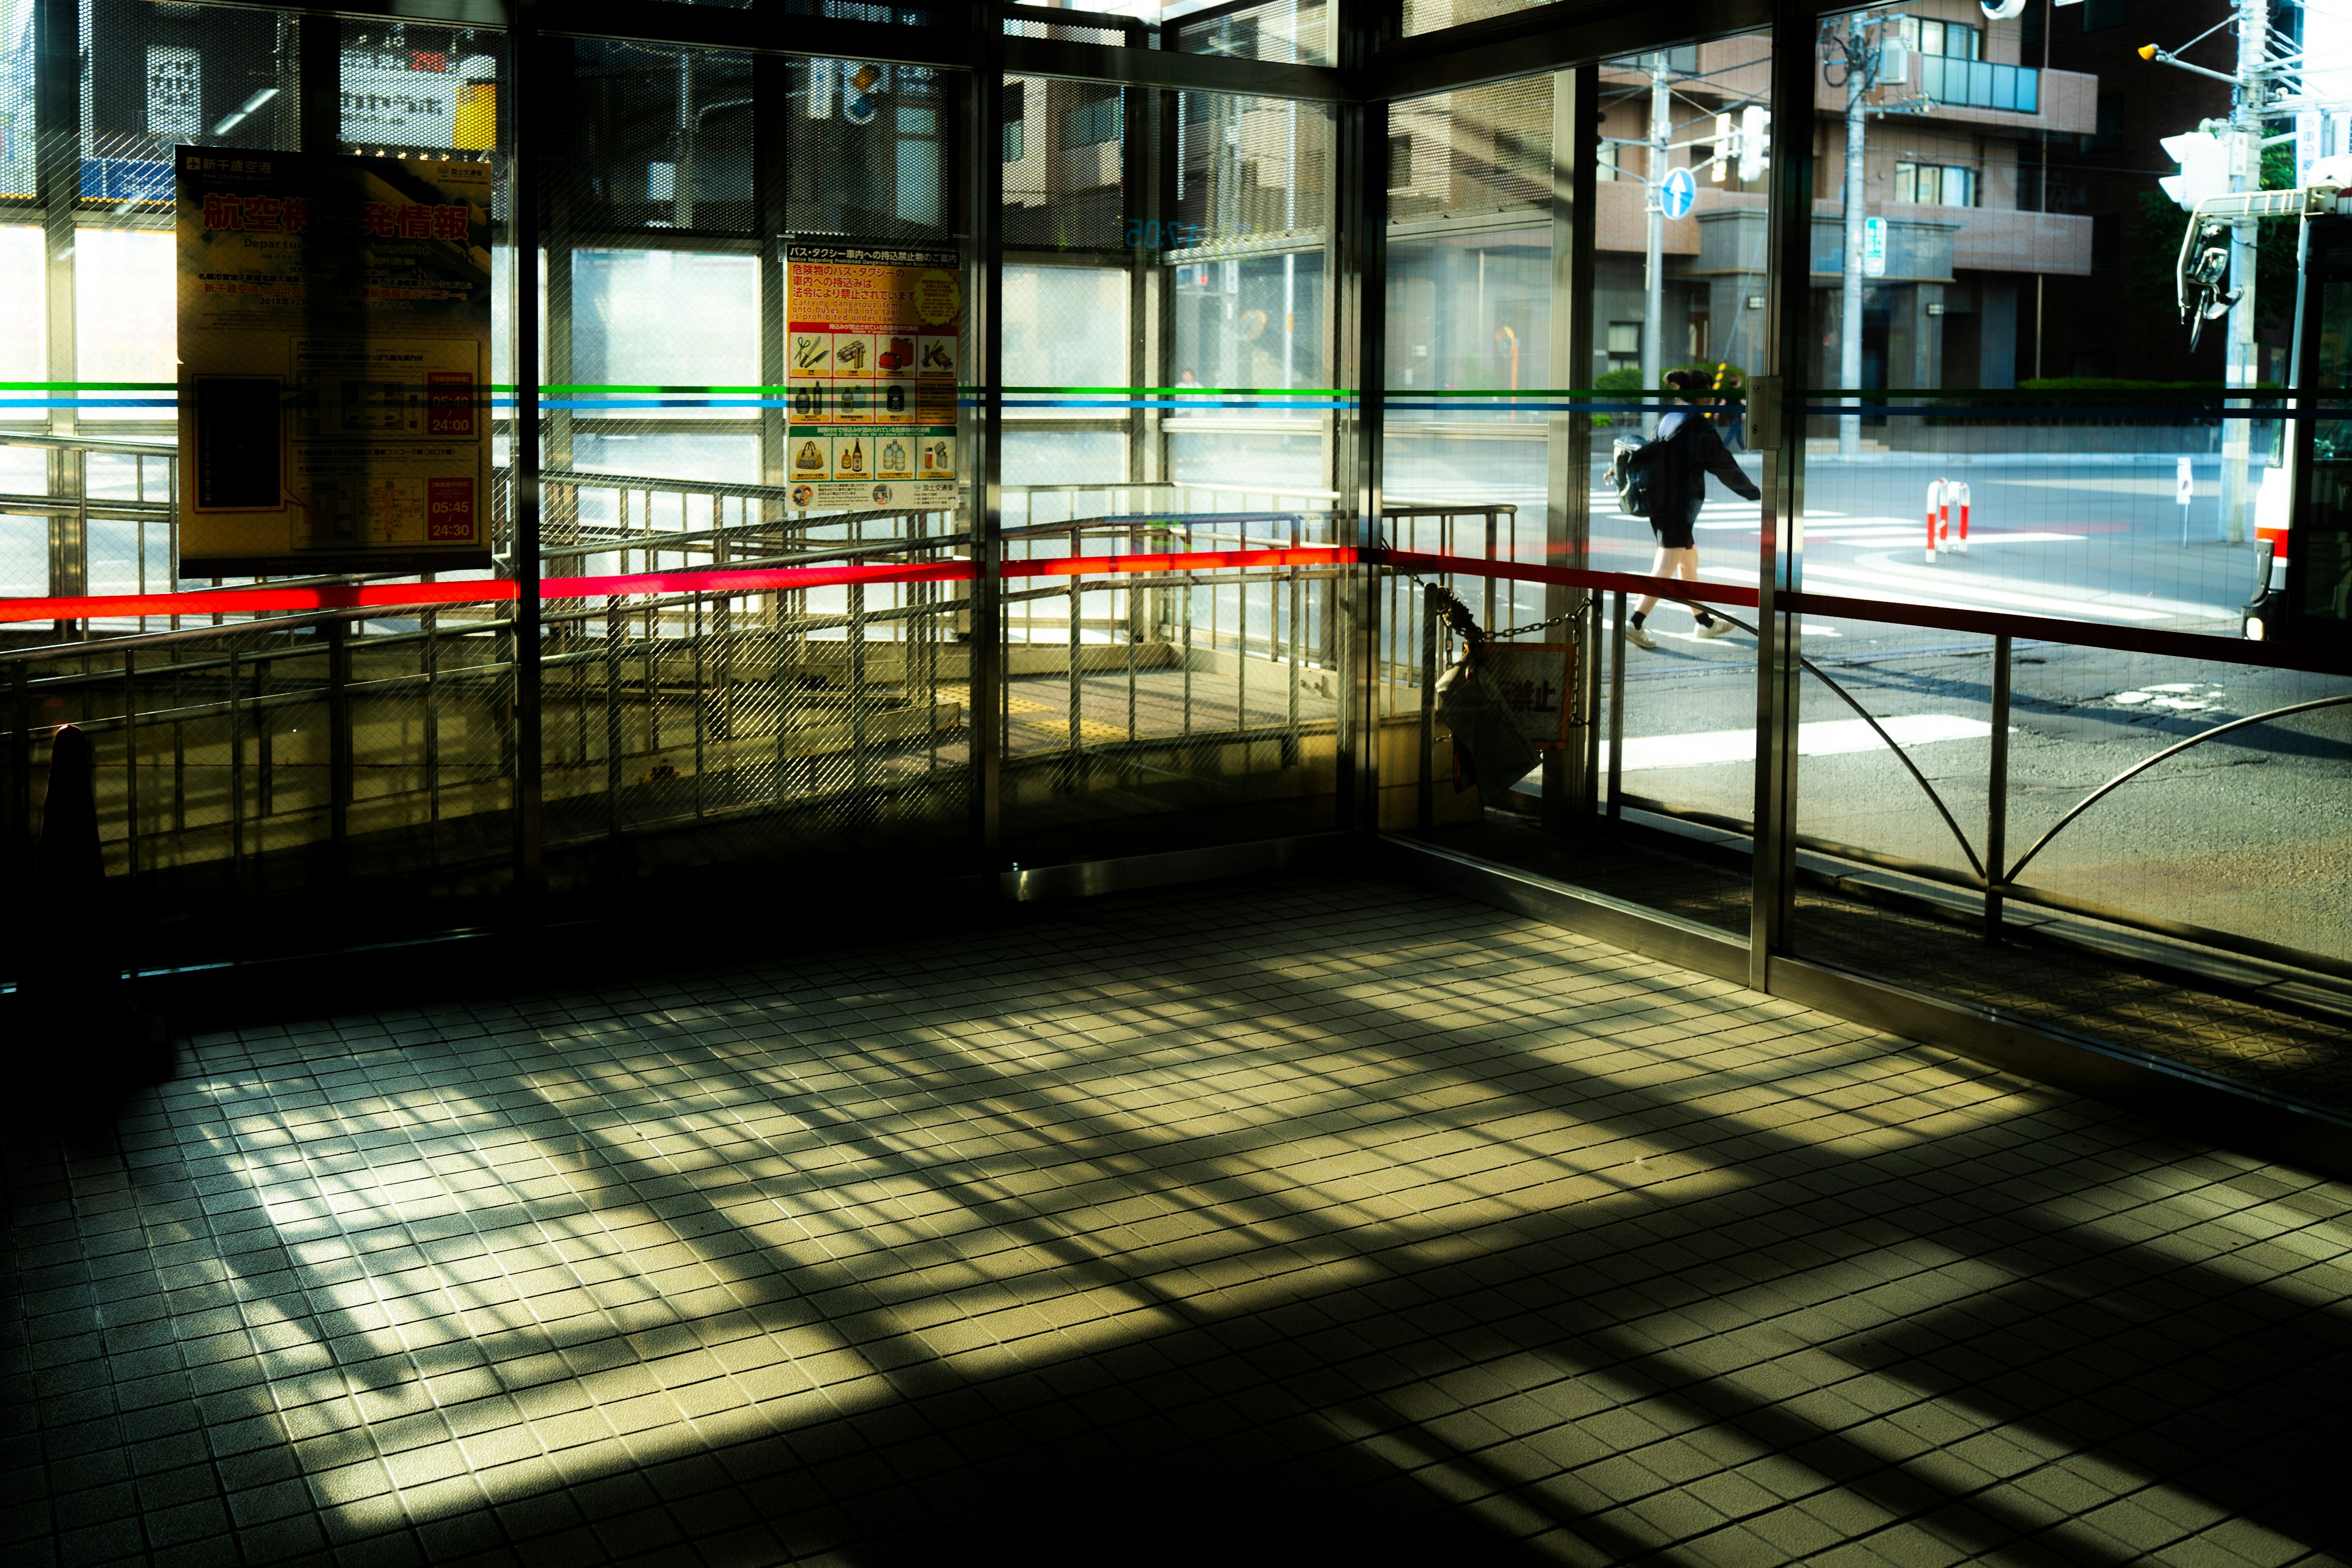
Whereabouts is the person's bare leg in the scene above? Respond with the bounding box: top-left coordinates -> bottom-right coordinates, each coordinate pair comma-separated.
1665,546 -> 1702,624
1634,543 -> 1675,620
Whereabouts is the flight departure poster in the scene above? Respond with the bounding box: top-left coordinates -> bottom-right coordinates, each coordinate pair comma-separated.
783,242 -> 960,511
176,148 -> 494,576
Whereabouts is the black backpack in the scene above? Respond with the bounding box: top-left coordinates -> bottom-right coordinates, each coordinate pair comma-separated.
1610,417 -> 1691,521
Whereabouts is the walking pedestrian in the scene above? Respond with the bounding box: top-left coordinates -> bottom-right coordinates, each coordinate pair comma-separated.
1622,368 -> 1761,649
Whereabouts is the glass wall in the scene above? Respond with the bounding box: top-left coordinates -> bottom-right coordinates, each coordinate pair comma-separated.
0,0 -> 2343,1089
997,74 -> 1343,859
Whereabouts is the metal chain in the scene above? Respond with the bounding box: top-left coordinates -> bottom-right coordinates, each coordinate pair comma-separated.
1374,521 -> 1589,650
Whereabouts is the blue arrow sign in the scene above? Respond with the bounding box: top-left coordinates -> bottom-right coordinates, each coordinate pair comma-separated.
1660,167 -> 1697,220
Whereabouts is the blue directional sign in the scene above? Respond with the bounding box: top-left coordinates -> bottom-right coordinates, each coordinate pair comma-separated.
1660,167 -> 1697,220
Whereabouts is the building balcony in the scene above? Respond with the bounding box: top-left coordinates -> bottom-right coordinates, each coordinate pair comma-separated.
1816,64 -> 2097,136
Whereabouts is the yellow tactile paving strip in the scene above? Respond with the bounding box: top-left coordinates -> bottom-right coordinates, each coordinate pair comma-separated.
4,873 -> 2344,1566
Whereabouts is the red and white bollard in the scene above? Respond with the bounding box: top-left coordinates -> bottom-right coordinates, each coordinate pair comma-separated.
1925,478 -> 1972,560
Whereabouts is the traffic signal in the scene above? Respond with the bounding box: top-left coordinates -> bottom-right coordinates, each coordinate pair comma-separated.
1738,105 -> 1770,183
2159,129 -> 2233,210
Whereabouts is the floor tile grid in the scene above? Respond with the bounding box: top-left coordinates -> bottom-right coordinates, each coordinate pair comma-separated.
6,872 -> 2350,1567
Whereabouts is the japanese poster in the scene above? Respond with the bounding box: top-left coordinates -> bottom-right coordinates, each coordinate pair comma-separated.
176,148 -> 494,575
783,242 -> 960,511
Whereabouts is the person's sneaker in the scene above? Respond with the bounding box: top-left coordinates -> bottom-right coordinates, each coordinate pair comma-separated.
1695,617 -> 1734,639
1624,622 -> 1659,650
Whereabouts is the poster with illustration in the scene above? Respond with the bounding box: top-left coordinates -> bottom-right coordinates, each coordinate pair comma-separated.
783,241 -> 959,509
176,148 -> 494,575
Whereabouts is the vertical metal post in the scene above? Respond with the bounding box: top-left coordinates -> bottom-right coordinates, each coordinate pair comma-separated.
423,609 -> 442,859
1986,631 -> 2011,937
1333,0 -> 1392,832
327,617 -> 352,876
1607,589 -> 1625,819
6,664 -> 26,890
510,20 -> 548,906
970,58 -> 1006,873
756,53 -> 788,503
850,582 -> 869,791
1286,522 -> 1302,766
123,652 -> 139,878
257,655 -> 274,823
1417,584 -> 1437,834
1067,524 -> 1084,762
691,595 -> 707,816
605,602 -> 624,835
227,647 -> 246,886
1544,63 -> 1600,827
1753,3 -> 1817,991
36,0 -> 81,641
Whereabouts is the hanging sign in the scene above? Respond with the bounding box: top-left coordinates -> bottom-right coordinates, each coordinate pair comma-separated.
1862,216 -> 1888,277
1480,641 -> 1580,752
784,242 -> 960,511
176,148 -> 495,575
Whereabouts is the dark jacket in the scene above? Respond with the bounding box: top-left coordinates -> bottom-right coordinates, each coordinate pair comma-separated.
1649,409 -> 1762,526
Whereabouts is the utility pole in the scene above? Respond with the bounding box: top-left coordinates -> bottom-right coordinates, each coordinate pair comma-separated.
1642,52 -> 1670,435
1839,13 -> 1871,458
2222,0 -> 2269,546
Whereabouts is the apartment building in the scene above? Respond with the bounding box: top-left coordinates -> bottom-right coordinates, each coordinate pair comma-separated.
1599,4 -> 2097,394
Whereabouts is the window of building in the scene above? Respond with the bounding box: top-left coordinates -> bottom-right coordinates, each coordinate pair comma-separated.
1892,17 -> 1981,59
1896,161 -> 1976,206
1004,80 -> 1026,164
1389,132 -> 1412,188
1597,140 -> 1618,182
2084,91 -> 2124,153
1606,319 -> 1640,373
2021,0 -> 2045,53
1058,83 -> 1121,150
2092,211 -> 2121,273
2082,0 -> 2125,32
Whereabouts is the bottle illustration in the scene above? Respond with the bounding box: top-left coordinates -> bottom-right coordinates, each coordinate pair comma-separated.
794,440 -> 825,472
840,439 -> 865,474
882,439 -> 907,472
792,387 -> 818,418
885,385 -> 907,414
838,386 -> 864,417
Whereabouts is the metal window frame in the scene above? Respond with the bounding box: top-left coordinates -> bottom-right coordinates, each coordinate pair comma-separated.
23,0 -> 1844,923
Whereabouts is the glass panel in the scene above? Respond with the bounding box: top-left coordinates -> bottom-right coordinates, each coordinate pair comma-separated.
1000,76 -> 1340,859
0,0 -> 31,200
1787,611 -> 2352,1118
72,226 -> 172,420
1167,0 -> 1331,66
1401,0 -> 1556,37
570,249 -> 761,421
0,222 -> 40,382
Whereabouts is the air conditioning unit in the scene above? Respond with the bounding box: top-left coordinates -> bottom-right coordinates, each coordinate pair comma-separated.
1879,39 -> 1910,88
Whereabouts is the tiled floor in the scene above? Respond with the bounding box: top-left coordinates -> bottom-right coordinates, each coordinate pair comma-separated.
6,872 -> 2349,1567
1436,814 -> 2352,1114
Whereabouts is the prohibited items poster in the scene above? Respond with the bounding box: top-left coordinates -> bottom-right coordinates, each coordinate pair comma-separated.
176,148 -> 495,575
784,242 -> 959,510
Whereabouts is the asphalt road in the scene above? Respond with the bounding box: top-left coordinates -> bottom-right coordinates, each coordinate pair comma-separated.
1593,622 -> 2352,967
1382,447 -> 2352,964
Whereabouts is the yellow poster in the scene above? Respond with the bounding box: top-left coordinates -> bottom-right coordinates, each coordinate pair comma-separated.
785,241 -> 960,511
176,148 -> 495,575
